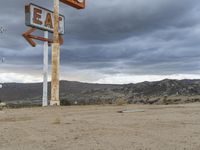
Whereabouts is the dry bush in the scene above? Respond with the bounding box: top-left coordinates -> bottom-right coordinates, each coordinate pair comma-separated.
115,98 -> 127,106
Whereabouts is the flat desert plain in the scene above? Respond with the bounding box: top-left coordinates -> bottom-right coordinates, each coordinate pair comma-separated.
0,103 -> 200,150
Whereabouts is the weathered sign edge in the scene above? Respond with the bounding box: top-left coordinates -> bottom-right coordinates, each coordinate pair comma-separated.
25,3 -> 65,35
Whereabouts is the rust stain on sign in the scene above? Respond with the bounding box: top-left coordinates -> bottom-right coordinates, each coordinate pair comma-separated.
22,28 -> 63,47
60,0 -> 85,9
25,3 -> 65,35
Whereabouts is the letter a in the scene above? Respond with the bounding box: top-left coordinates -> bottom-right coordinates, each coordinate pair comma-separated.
45,13 -> 53,29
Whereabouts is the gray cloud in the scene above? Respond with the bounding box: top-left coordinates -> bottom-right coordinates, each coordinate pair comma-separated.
0,0 -> 200,83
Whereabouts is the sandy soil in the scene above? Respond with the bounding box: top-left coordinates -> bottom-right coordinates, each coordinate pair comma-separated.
0,103 -> 200,150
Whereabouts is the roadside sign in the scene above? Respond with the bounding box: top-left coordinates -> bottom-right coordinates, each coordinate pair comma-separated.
25,3 -> 65,35
22,28 -> 63,47
60,0 -> 85,9
23,0 -> 85,106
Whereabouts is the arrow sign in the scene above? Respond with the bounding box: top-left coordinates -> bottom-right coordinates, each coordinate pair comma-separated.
22,28 -> 63,47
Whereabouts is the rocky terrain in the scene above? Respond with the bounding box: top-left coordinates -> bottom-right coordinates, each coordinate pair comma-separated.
1,79 -> 200,106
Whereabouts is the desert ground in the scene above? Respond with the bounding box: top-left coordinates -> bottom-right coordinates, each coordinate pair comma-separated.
0,103 -> 200,150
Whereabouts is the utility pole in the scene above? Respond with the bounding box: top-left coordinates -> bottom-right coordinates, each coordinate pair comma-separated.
51,0 -> 60,106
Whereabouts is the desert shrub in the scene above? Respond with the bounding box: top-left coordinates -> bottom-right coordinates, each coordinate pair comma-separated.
147,98 -> 161,105
60,99 -> 71,106
194,98 -> 200,102
127,99 -> 133,104
0,102 -> 6,110
6,103 -> 40,109
115,98 -> 127,106
163,96 -> 168,104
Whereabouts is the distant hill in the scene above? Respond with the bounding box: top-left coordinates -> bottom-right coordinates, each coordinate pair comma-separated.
0,79 -> 200,106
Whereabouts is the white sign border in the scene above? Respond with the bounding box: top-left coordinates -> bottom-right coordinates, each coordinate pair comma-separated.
25,3 -> 65,35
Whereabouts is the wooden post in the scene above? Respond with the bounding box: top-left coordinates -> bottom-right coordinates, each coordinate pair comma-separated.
43,31 -> 48,107
51,0 -> 60,106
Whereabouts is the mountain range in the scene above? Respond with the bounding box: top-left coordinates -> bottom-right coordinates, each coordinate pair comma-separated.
1,79 -> 200,106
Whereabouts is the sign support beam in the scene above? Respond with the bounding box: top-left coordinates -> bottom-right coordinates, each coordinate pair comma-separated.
51,0 -> 60,106
43,31 -> 49,107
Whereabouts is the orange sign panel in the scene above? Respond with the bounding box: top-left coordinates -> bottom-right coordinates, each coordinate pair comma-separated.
60,0 -> 85,9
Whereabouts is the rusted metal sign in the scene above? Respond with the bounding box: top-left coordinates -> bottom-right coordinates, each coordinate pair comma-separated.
23,1 -> 85,106
25,3 -> 65,35
22,28 -> 63,47
60,0 -> 85,9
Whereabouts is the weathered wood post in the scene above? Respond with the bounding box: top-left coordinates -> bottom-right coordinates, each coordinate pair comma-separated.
51,0 -> 60,106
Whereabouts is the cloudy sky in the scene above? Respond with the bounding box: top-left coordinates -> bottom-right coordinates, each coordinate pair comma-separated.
0,0 -> 200,84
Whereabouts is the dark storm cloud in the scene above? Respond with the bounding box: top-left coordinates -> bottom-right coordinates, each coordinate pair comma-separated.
65,0 -> 200,43
1,0 -> 200,82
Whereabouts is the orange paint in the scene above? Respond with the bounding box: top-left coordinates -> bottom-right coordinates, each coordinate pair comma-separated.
60,0 -> 85,9
22,28 -> 64,47
45,13 -> 53,28
33,8 -> 42,25
25,4 -> 65,34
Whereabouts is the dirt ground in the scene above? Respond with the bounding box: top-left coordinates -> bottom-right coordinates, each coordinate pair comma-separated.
0,103 -> 200,150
